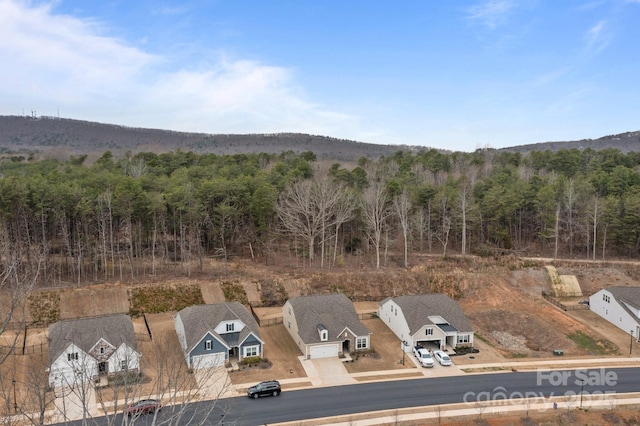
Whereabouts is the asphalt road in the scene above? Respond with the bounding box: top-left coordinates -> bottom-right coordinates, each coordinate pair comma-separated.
57,367 -> 638,425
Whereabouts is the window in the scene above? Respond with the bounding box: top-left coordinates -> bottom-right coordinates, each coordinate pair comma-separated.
121,359 -> 128,370
356,337 -> 368,349
245,346 -> 258,357
205,340 -> 212,351
226,323 -> 235,332
67,352 -> 78,361
288,321 -> 291,329
100,347 -> 105,354
458,334 -> 470,344
320,330 -> 328,341
426,328 -> 433,336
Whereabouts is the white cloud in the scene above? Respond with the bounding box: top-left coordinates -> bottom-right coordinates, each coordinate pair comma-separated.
0,0 -> 355,137
585,20 -> 611,54
466,0 -> 514,29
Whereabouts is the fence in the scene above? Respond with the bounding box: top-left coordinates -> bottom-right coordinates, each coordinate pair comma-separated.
541,291 -> 589,312
256,316 -> 283,327
248,304 -> 282,326
358,311 -> 378,320
0,342 -> 46,356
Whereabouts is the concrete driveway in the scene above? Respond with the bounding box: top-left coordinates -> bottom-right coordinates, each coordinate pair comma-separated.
298,356 -> 356,386
194,367 -> 234,398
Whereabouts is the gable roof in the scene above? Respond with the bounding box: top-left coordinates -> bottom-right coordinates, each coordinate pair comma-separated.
287,294 -> 370,345
383,294 -> 473,335
177,302 -> 262,353
48,314 -> 137,365
607,286 -> 640,311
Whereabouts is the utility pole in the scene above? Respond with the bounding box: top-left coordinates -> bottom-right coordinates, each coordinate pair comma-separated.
579,379 -> 584,409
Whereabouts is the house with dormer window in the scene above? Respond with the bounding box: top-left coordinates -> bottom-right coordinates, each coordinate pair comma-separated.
589,286 -> 640,340
48,314 -> 140,389
174,302 -> 263,369
378,294 -> 474,352
283,294 -> 371,359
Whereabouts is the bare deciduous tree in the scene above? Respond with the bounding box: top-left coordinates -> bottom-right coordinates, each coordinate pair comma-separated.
361,178 -> 392,269
276,178 -> 350,268
392,188 -> 412,267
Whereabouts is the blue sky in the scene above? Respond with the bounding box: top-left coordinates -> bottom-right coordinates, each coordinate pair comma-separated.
1,0 -> 639,152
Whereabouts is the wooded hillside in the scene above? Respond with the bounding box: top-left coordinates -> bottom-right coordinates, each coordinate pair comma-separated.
1,146 -> 640,288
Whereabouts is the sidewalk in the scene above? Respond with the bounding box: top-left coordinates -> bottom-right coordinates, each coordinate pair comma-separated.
272,392 -> 640,426
459,356 -> 640,373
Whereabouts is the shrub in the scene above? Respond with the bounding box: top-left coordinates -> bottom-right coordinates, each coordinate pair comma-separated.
107,371 -> 143,386
129,284 -> 204,316
221,280 -> 249,304
259,279 -> 288,307
239,356 -> 263,366
28,291 -> 60,326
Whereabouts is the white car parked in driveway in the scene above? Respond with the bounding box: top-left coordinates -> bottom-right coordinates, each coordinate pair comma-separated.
413,345 -> 434,368
433,350 -> 452,366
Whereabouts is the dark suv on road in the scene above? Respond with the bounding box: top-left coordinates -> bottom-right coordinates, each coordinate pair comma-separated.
247,380 -> 281,399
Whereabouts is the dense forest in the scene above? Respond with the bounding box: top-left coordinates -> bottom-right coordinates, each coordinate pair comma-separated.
2,146 -> 640,287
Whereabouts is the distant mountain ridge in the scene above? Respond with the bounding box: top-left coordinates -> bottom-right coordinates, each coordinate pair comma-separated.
0,115 -> 409,161
0,115 -> 638,160
500,130 -> 640,153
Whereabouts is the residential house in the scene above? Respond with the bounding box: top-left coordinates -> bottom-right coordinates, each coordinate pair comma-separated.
589,286 -> 640,339
378,294 -> 474,352
174,302 -> 263,369
48,314 -> 140,388
283,293 -> 371,359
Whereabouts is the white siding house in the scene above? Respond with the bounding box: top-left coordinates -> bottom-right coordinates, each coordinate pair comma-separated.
589,287 -> 640,339
379,294 -> 474,352
48,314 -> 140,389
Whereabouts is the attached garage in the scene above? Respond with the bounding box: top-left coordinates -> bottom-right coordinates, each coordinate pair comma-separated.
192,352 -> 225,369
50,368 -> 81,389
309,344 -> 339,359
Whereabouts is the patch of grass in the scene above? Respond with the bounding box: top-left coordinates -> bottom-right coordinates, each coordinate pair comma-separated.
509,352 -> 528,358
129,284 -> 204,316
567,331 -> 618,355
474,333 -> 491,344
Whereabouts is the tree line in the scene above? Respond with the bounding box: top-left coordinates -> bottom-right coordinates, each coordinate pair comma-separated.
1,146 -> 640,286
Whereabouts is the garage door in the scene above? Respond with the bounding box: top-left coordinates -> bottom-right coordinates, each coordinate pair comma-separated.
50,368 -> 81,388
192,352 -> 225,369
309,344 -> 339,359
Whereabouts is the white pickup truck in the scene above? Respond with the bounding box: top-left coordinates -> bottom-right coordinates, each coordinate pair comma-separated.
413,345 -> 434,368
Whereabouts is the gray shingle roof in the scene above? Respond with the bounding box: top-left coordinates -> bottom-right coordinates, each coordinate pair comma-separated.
608,286 -> 640,311
288,294 -> 370,344
177,302 -> 262,353
48,314 -> 137,365
385,294 -> 473,335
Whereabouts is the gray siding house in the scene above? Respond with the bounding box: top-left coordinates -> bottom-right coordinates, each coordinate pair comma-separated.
283,294 -> 371,359
174,302 -> 263,369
